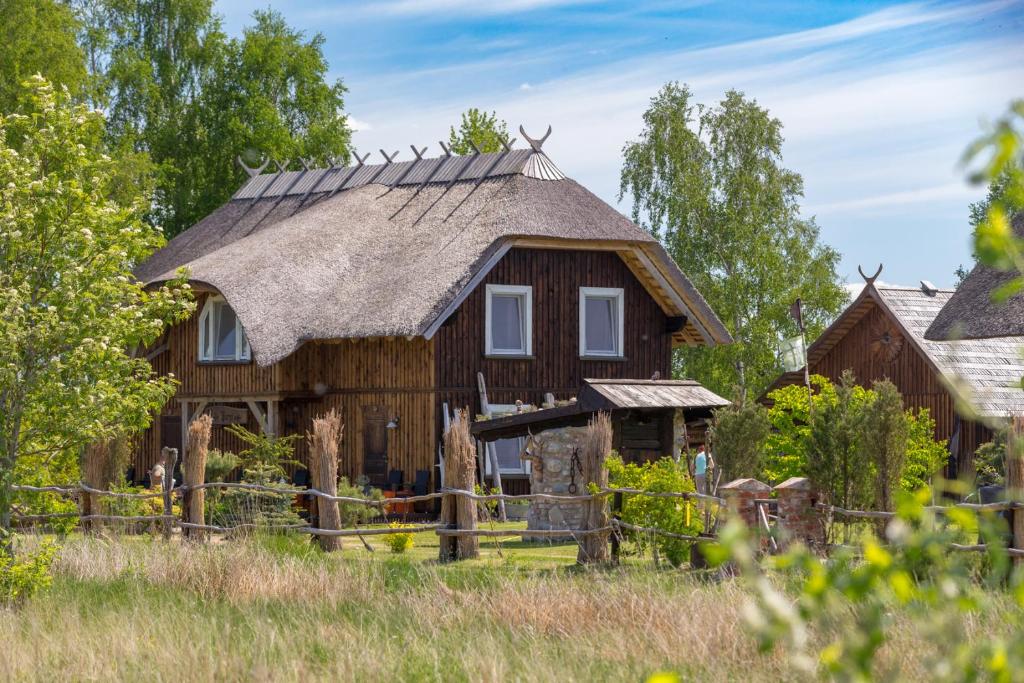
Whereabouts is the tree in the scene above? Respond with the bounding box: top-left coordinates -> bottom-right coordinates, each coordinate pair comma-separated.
448,108 -> 509,155
0,0 -> 87,112
860,380 -> 909,513
708,398 -> 771,483
620,84 -> 847,398
80,2 -> 352,237
0,77 -> 194,551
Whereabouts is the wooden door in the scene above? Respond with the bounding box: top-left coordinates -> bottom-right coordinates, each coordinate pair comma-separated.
362,405 -> 388,488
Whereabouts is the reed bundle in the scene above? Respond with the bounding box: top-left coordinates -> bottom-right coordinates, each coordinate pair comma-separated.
577,411 -> 612,564
308,409 -> 344,551
185,414 -> 213,539
440,409 -> 479,561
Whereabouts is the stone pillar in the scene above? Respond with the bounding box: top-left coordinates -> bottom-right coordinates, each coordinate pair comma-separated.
774,477 -> 824,549
719,478 -> 771,528
526,426 -> 588,535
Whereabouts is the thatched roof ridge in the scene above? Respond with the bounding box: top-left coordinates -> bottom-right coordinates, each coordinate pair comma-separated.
926,212 -> 1024,341
138,162 -> 731,365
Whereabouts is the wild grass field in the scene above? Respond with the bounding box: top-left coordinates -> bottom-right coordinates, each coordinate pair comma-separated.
0,527 -> 1014,682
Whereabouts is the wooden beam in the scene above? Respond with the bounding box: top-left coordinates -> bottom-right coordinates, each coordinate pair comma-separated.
477,372 -> 506,521
189,401 -> 208,425
179,400 -> 190,468
245,400 -> 269,433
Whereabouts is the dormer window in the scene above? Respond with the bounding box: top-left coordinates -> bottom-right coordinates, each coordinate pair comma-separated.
198,295 -> 250,362
485,284 -> 532,357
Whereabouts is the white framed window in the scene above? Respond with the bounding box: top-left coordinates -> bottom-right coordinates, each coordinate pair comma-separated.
198,295 -> 251,362
579,287 -> 625,358
485,284 -> 532,356
483,404 -> 530,476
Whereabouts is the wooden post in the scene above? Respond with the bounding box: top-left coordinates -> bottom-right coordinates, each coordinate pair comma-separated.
308,409 -> 344,552
162,447 -> 178,541
439,409 -> 479,561
477,372 -> 507,522
184,414 -> 212,541
578,411 -> 612,564
1007,416 -> 1024,565
610,490 -> 623,563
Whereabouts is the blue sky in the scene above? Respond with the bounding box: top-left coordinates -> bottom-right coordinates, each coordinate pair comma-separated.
214,0 -> 1024,289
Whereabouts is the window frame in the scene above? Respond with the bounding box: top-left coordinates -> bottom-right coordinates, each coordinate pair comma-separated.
579,286 -> 625,358
197,295 -> 251,363
483,404 -> 531,476
484,284 -> 533,357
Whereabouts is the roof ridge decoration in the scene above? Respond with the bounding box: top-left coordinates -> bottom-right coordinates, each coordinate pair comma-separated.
231,124 -> 566,201
858,263 -> 883,284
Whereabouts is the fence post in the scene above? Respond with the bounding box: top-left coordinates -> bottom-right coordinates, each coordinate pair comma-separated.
1008,416 -> 1024,565
578,412 -> 611,565
439,409 -> 478,562
610,490 -> 623,563
162,447 -> 178,541
184,415 -> 211,541
308,409 -> 344,552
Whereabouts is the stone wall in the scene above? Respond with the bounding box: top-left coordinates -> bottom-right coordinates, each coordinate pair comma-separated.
525,426 -> 589,533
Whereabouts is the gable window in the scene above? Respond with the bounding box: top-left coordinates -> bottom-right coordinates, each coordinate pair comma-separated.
485,284 -> 532,356
579,287 -> 624,358
198,296 -> 250,362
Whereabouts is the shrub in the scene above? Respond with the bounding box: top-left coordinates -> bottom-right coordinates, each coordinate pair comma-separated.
709,397 -> 770,482
205,449 -> 240,483
1,541 -> 57,607
385,523 -> 415,554
902,409 -> 949,492
860,379 -> 908,513
974,429 -> 1007,488
336,477 -> 383,526
606,454 -> 703,567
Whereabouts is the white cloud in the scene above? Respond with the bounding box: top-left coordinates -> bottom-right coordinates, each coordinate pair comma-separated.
309,0 -> 596,19
519,82 -> 533,91
346,116 -> 373,132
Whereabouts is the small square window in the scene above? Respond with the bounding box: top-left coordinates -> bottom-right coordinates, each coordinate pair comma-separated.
485,285 -> 532,356
580,287 -> 624,357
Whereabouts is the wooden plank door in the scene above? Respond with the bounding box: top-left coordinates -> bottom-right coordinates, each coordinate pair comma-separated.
362,405 -> 388,488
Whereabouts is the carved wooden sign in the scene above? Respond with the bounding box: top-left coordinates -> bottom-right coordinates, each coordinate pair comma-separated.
205,405 -> 249,426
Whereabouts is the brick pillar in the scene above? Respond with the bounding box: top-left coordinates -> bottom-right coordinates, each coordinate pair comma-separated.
774,477 -> 824,549
719,478 -> 771,528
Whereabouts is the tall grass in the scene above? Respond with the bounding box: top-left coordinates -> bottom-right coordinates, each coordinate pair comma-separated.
0,534 -> 1013,682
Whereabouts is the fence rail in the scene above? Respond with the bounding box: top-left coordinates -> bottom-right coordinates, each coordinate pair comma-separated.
11,481 -> 1024,564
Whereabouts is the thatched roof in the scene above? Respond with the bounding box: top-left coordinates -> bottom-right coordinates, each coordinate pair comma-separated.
926,212 -> 1024,341
765,282 -> 1024,418
137,148 -> 731,365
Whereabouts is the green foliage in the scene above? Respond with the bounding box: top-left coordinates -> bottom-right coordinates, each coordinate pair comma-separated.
0,77 -> 194,549
0,0 -> 87,112
902,409 -> 948,493
0,540 -> 56,606
448,108 -> 509,155
860,380 -> 909,512
606,454 -> 703,567
761,374 -> 947,508
974,430 -> 1007,488
224,424 -> 301,480
77,2 -> 352,237
204,449 -> 240,483
385,522 -> 415,554
620,83 -> 847,398
719,487 -> 1024,681
336,477 -> 383,527
708,397 -> 770,482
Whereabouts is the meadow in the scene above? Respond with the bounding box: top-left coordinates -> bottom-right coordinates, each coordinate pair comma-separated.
0,527 -> 1013,682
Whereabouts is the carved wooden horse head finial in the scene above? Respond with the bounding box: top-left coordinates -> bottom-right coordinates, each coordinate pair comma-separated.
858,264 -> 883,285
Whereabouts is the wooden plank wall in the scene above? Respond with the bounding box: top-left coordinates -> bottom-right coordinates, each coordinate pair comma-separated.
272,337 -> 436,488
803,302 -> 991,475
435,247 -> 673,423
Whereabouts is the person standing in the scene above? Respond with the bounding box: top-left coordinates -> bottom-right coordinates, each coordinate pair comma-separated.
694,444 -> 714,494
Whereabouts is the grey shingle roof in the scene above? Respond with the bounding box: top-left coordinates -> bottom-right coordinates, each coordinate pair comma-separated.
875,285 -> 1024,418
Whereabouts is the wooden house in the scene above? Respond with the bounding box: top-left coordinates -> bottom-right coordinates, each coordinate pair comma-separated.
132,133 -> 732,493
764,275 -> 1024,476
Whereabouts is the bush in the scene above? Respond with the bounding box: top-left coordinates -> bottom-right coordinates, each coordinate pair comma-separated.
1,541 -> 57,607
385,523 -> 415,554
606,454 -> 703,567
336,477 -> 383,526
709,397 -> 770,482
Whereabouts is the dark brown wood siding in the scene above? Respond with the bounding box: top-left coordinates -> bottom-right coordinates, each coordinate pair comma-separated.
435,247 -> 673,415
801,302 -> 990,475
